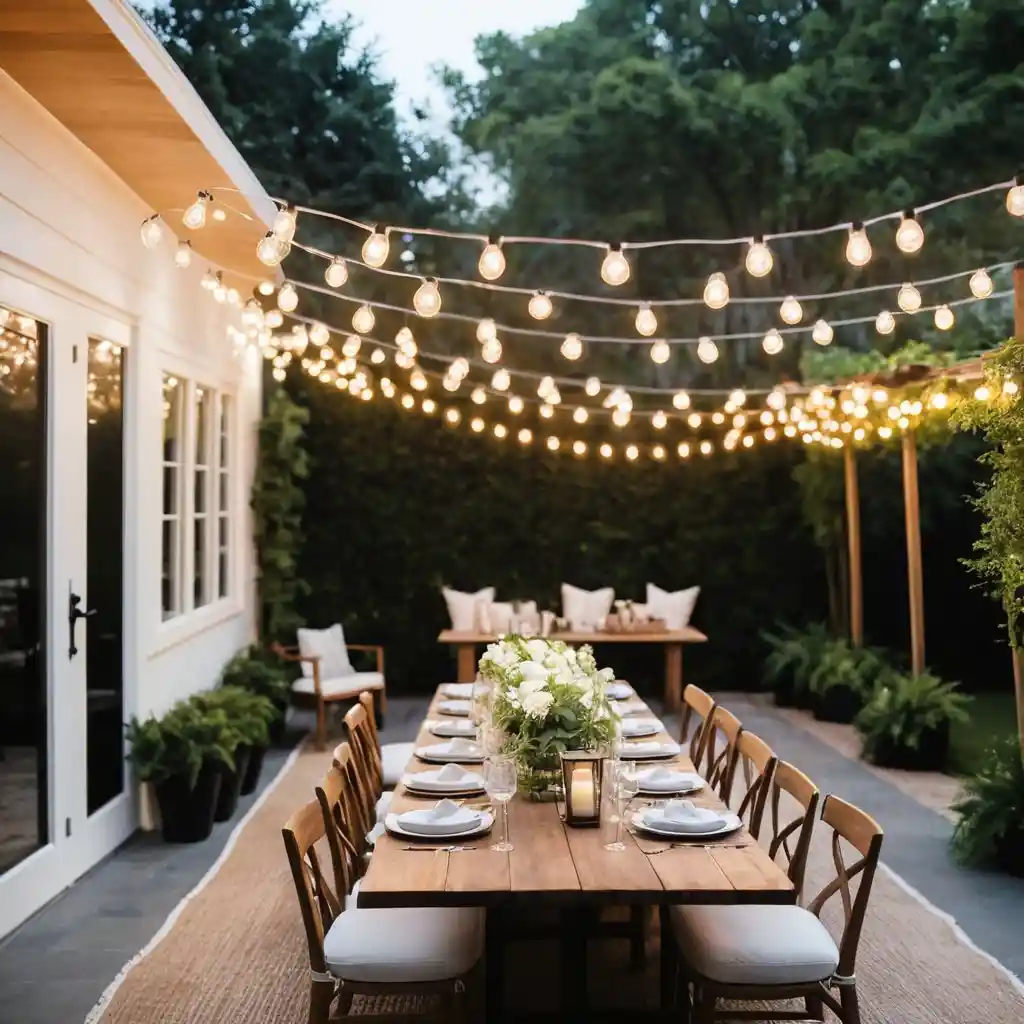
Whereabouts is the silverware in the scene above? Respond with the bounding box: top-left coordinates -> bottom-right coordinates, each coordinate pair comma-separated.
401,845 -> 481,852
647,842 -> 751,854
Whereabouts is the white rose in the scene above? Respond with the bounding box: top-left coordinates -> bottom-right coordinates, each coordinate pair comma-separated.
522,690 -> 554,719
518,678 -> 549,702
525,638 -> 550,660
518,661 -> 549,682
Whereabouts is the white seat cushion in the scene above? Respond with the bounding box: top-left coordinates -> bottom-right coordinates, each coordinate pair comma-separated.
297,624 -> 353,678
646,583 -> 700,630
375,791 -> 393,823
325,882 -> 484,983
291,671 -> 384,698
381,742 -> 415,787
670,904 -> 839,986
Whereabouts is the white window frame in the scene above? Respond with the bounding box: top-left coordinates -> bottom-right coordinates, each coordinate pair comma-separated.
216,393 -> 232,601
160,374 -> 186,620
191,383 -> 214,610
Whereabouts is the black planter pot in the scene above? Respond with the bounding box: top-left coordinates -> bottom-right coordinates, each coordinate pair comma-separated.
813,685 -> 864,724
268,709 -> 288,746
214,745 -> 251,822
240,743 -> 267,796
994,824 -> 1024,877
868,722 -> 950,771
155,761 -> 222,844
772,680 -> 799,708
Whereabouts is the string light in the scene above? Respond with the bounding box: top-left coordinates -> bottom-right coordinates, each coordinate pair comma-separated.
612,407 -> 630,427
342,336 -> 361,358
600,245 -> 630,286
697,337 -> 719,364
547,436 -> 560,451
478,239 -> 506,281
518,428 -> 533,445
635,305 -> 658,336
897,283 -> 921,312
140,216 -> 163,249
401,394 -> 415,410
677,442 -> 690,458
875,310 -> 896,335
687,412 -> 702,429
471,386 -> 487,404
625,445 -> 639,461
703,272 -> 729,310
812,319 -> 833,346
779,296 -> 803,324
370,347 -> 386,364
182,191 -> 211,230
265,309 -> 284,329
934,304 -> 955,330
561,333 -> 583,360
573,440 -> 587,456
257,232 -> 287,266
584,377 -> 601,397
650,339 -> 670,364
492,368 -> 511,391
712,412 -> 726,425
448,356 -> 469,380
445,408 -> 461,425
471,417 -> 485,432
974,385 -> 990,401
538,376 -> 556,399
762,329 -> 784,355
845,224 -> 872,267
173,241 -> 192,268
352,304 -> 375,333
745,237 -> 773,278
528,292 -> 553,320
273,205 -> 297,242
1007,179 -> 1024,217
362,227 -> 390,267
895,211 -> 924,253
573,407 -> 589,424
672,391 -> 691,410
481,338 -> 503,363
600,442 -> 613,459
413,278 -> 442,318
396,327 -> 417,357
1004,380 -> 1020,396
699,440 -> 713,456
970,268 -> 994,298
477,318 -> 497,343
325,258 -> 348,288
540,403 -> 555,419
277,283 -> 299,312
258,280 -> 276,296
310,322 -> 330,347
767,389 -> 787,410
508,395 -> 524,414
410,369 -> 428,391
929,392 -> 949,409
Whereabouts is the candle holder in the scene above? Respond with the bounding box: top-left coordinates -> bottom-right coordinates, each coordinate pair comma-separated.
559,750 -> 603,828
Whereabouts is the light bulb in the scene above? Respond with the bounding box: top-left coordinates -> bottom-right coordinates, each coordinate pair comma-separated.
471,386 -> 487,405
537,375 -> 555,399
974,385 -> 991,402
762,328 -> 784,355
173,241 -> 192,268
929,392 -> 948,410
481,338 -> 502,363
672,391 -> 690,410
352,304 -> 375,334
310,322 -> 330,347
540,404 -> 554,419
401,394 -> 415,409
584,376 -> 601,397
625,445 -> 639,461
934,304 -> 955,331
443,376 -> 460,392
760,410 -> 774,426
897,283 -> 922,312
450,356 -> 470,380
600,245 -> 630,286
518,428 -> 533,445
687,413 -> 702,429
767,389 -> 786,410
370,348 -> 385,364
573,440 -> 587,457
396,327 -> 417,357
342,335 -> 361,358
445,408 -> 461,425
561,333 -> 583,360
875,310 -> 896,335
257,232 -> 287,266
325,258 -> 348,288
612,407 -> 630,427
477,318 -> 497,343
779,296 -> 803,324
547,436 -> 560,452
272,367 -> 286,382
362,227 -> 390,267
895,211 -> 924,254
182,192 -> 209,230
471,417 -> 485,432
970,268 -> 994,299
635,305 -> 658,336
277,283 -> 298,312
573,407 -> 588,424
140,216 -> 163,249
650,339 -> 670,364
697,336 -> 719,364
242,299 -> 263,327
421,398 -> 436,413
265,309 -> 283,329
478,240 -> 506,280
413,278 -> 441,318
289,326 -> 308,355
273,205 -> 297,242
410,369 -> 428,391
1006,183 -> 1024,217
745,237 -> 773,277
493,423 -> 508,439
700,440 -> 713,456
845,225 -> 872,267
492,368 -> 511,391
1004,380 -> 1019,396
812,319 -> 833,346
677,442 -> 690,458
703,272 -> 729,310
528,292 -> 553,320
508,395 -> 524,414
600,443 -> 613,459
652,410 -> 667,430
398,354 -> 416,372
729,389 -> 746,407
258,280 -> 276,296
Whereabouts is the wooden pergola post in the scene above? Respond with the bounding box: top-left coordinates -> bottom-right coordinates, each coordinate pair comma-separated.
902,428 -> 925,676
1013,266 -> 1024,757
844,443 -> 863,646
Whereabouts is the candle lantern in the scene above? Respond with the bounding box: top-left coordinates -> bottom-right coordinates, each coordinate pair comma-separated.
560,750 -> 603,827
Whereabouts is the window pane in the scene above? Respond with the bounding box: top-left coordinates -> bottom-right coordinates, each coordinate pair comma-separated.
162,376 -> 181,463
163,466 -> 177,515
218,550 -> 228,600
194,467 -> 206,515
218,516 -> 228,548
219,471 -> 228,513
161,374 -> 183,620
162,518 -> 177,619
194,517 -> 207,608
195,387 -> 209,467
219,395 -> 230,466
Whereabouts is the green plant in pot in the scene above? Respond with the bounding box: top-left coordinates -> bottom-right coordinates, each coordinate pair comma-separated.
808,640 -> 889,724
855,672 -> 970,770
761,622 -> 833,708
125,702 -> 235,843
220,644 -> 291,746
952,737 -> 1024,876
190,687 -> 275,819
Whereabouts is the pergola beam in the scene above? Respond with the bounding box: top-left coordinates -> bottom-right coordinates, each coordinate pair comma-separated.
901,429 -> 926,675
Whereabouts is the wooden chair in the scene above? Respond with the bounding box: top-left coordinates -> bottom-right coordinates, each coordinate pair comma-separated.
283,799 -> 484,1022
272,635 -> 387,750
316,745 -> 371,895
667,793 -> 881,1024
730,730 -> 778,839
700,705 -> 743,803
678,684 -> 715,767
351,691 -> 415,790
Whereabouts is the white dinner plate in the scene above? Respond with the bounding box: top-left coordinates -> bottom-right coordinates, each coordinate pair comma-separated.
430,719 -> 479,739
636,770 -> 705,796
385,811 -> 494,841
605,682 -> 634,700
617,740 -> 681,761
630,810 -> 742,841
396,804 -> 484,836
415,743 -> 485,764
611,702 -> 648,718
402,768 -> 486,796
437,698 -> 473,716
619,719 -> 662,739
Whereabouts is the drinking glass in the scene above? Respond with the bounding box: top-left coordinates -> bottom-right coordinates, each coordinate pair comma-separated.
603,759 -> 638,851
484,757 -> 517,852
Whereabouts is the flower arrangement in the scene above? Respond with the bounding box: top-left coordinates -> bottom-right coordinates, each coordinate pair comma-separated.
479,635 -> 617,796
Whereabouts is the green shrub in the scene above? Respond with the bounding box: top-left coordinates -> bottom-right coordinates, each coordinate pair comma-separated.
190,686 -> 277,748
761,622 -> 834,703
951,738 -> 1024,867
855,672 -> 970,764
807,639 -> 891,699
221,644 -> 290,709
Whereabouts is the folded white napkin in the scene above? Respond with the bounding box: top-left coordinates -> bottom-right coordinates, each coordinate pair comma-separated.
644,799 -> 722,834
403,764 -> 485,792
620,718 -> 661,737
431,718 -> 478,735
638,767 -> 703,792
436,763 -> 473,782
618,740 -> 664,757
397,798 -> 481,836
441,682 -> 475,697
605,682 -> 634,699
439,698 -> 473,714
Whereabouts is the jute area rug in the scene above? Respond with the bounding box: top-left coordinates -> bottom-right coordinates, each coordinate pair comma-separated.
95,743 -> 1024,1023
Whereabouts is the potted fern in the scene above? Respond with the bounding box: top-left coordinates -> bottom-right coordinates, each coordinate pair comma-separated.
808,640 -> 889,724
125,701 -> 235,843
220,644 -> 291,751
952,738 -> 1024,876
855,672 -> 970,770
761,622 -> 833,708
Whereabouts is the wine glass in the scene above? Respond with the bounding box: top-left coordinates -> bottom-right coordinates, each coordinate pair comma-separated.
484,756 -> 517,852
604,759 -> 638,852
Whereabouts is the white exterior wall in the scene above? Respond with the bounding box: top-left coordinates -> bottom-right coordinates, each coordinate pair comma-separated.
0,68 -> 262,717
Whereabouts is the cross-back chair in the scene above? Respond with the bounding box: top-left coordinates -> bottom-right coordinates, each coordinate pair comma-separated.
283,799 -> 484,1023
700,705 -> 743,803
352,691 -> 415,789
678,684 -> 715,767
730,730 -> 778,839
666,793 -> 882,1024
316,746 -> 369,895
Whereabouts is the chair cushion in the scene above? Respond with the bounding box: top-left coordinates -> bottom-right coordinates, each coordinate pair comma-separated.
375,791 -> 393,823
297,624 -> 353,679
291,671 -> 384,698
670,904 -> 839,986
325,883 -> 484,983
381,742 -> 415,787
646,583 -> 700,630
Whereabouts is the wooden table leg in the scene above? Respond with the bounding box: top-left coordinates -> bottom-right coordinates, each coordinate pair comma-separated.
560,908 -> 589,1023
485,907 -> 505,1022
665,643 -> 683,712
456,643 -> 476,683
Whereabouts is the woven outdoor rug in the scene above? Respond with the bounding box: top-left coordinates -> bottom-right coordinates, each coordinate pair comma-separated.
94,743 -> 1024,1023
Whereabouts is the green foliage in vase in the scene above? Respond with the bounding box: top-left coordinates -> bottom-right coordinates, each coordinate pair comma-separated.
252,389 -> 311,642
951,737 -> 1024,866
761,622 -> 834,702
855,671 -> 970,761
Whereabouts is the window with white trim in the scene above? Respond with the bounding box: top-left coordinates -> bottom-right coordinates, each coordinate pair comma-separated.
161,374 -> 185,620
216,394 -> 232,599
193,385 -> 213,609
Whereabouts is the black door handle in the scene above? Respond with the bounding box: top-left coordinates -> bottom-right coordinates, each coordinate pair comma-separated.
69,590 -> 96,660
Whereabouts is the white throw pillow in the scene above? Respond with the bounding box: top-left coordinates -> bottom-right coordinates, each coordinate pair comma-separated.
561,584 -> 614,629
297,624 -> 353,678
489,601 -> 515,634
646,584 -> 700,630
442,586 -> 495,631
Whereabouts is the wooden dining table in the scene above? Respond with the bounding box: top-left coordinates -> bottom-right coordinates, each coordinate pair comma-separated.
357,684 -> 794,1021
